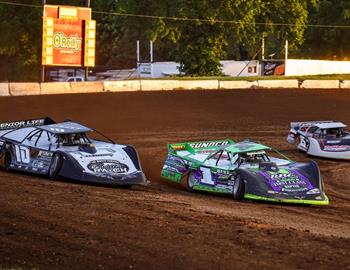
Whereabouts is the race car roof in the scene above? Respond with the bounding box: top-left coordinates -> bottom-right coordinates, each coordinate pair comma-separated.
292,121 -> 347,129
37,122 -> 93,134
224,141 -> 270,154
315,122 -> 347,129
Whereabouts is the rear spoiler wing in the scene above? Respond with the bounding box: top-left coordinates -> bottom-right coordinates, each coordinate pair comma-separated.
290,121 -> 334,129
0,117 -> 55,131
168,139 -> 234,154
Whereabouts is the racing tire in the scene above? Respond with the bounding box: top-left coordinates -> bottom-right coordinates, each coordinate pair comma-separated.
48,153 -> 63,180
120,184 -> 133,189
232,176 -> 245,200
187,172 -> 197,192
4,151 -> 12,171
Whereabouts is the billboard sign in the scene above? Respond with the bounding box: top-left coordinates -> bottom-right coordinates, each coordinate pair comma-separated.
42,5 -> 95,67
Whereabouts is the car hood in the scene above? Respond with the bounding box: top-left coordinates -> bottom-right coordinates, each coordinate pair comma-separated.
256,168 -> 316,194
65,142 -> 138,175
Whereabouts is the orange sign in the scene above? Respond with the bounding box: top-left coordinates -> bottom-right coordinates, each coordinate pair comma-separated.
42,5 -> 95,67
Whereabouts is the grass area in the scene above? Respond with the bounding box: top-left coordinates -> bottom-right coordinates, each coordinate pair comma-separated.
139,74 -> 350,81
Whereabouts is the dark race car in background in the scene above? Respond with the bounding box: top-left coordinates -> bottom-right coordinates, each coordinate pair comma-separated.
161,139 -> 329,205
287,121 -> 350,160
0,117 -> 146,187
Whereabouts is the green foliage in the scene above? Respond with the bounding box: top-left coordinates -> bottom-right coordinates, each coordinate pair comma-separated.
116,0 -> 315,75
301,0 -> 350,60
0,0 -> 41,81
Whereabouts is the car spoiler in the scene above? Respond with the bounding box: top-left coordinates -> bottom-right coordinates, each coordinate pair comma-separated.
168,139 -> 235,154
0,117 -> 55,131
290,121 -> 334,129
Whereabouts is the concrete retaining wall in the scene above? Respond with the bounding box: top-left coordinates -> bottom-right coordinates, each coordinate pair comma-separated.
219,80 -> 258,89
177,80 -> 219,90
257,80 -> 299,89
104,80 -> 141,92
41,82 -> 71,95
339,80 -> 350,89
9,83 -> 41,96
0,79 -> 349,97
70,82 -> 104,93
300,80 -> 340,89
0,83 -> 9,96
141,80 -> 180,91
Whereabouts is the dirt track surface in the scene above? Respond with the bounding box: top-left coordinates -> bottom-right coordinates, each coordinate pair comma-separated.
0,89 -> 349,270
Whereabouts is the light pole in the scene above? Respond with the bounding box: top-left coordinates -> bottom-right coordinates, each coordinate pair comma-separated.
85,0 -> 91,81
40,0 -> 46,82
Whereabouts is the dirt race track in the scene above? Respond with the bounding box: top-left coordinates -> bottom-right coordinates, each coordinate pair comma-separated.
0,89 -> 349,270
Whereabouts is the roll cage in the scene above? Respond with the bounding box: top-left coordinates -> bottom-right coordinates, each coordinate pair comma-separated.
1,124 -> 115,150
21,128 -> 92,150
311,127 -> 349,139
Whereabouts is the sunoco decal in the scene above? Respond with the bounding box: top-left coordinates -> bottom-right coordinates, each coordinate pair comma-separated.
189,141 -> 229,149
87,160 -> 129,174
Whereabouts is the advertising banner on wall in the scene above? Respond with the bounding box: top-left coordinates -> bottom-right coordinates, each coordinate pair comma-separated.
263,60 -> 285,76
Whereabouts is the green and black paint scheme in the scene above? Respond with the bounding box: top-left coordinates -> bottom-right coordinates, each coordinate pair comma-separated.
161,139 -> 329,205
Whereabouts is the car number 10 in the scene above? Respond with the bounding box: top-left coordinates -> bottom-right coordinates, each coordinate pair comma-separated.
15,145 -> 30,164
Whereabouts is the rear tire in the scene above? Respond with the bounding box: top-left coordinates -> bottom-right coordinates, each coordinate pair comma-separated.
187,172 -> 197,192
120,184 -> 133,189
232,176 -> 245,200
48,153 -> 63,180
4,151 -> 12,171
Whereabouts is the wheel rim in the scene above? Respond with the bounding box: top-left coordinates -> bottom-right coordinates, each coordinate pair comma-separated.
188,172 -> 197,188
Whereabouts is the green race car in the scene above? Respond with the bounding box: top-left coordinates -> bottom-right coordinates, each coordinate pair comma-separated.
161,139 -> 329,205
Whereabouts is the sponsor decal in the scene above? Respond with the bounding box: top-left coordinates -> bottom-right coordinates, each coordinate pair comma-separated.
165,156 -> 187,173
0,119 -> 45,130
49,127 -> 65,133
53,32 -> 82,51
32,160 -> 45,169
263,61 -> 285,76
216,169 -> 230,174
172,144 -> 186,151
87,160 -> 129,174
84,153 -> 113,157
38,151 -> 53,158
260,169 -> 313,193
190,141 -> 229,149
323,145 -> 350,152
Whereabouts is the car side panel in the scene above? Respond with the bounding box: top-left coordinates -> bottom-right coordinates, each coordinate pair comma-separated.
5,142 -> 53,175
161,154 -> 189,183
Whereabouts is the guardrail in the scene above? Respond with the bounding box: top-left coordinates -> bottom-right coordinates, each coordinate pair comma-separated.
0,79 -> 348,96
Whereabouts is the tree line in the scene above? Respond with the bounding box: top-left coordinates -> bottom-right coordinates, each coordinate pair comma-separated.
0,0 -> 349,81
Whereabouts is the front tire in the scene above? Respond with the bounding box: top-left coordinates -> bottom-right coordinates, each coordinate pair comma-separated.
232,176 -> 245,200
48,153 -> 63,180
4,151 -> 12,171
187,172 -> 197,192
120,184 -> 133,189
